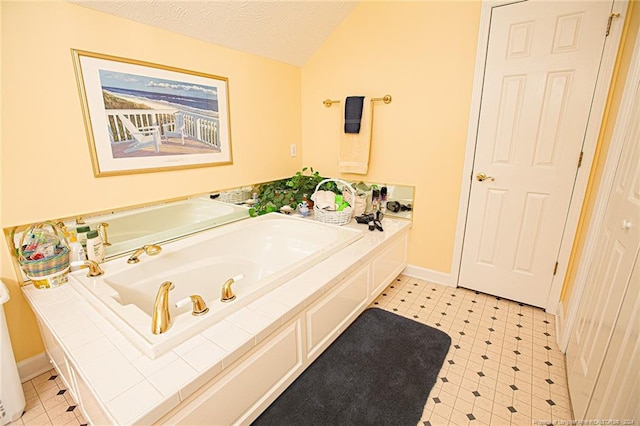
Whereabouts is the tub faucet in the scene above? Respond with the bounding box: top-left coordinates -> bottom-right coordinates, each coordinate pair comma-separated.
71,260 -> 104,277
152,281 -> 174,335
127,244 -> 162,264
221,274 -> 245,303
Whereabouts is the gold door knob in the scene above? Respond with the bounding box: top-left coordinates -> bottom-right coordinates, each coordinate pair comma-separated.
476,172 -> 495,182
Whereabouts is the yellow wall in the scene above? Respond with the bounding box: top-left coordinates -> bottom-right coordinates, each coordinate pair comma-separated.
301,1 -> 481,272
1,1 -> 302,362
560,1 -> 639,312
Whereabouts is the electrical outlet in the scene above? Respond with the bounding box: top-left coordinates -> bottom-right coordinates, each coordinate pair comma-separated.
290,144 -> 297,157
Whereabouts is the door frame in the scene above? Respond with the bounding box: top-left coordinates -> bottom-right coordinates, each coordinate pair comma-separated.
450,0 -> 629,314
560,26 -> 640,352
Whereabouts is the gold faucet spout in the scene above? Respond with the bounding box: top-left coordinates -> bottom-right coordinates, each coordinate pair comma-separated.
152,281 -> 174,335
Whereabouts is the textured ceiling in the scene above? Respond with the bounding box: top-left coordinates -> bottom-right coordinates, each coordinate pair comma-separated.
71,0 -> 359,66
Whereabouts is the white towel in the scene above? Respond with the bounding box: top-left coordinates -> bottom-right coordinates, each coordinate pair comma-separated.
312,190 -> 336,210
338,99 -> 371,174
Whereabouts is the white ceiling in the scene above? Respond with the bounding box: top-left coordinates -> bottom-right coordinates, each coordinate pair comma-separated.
71,0 -> 359,66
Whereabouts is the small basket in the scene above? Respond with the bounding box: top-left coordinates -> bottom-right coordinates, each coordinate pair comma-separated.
312,178 -> 355,226
219,188 -> 252,204
17,222 -> 70,289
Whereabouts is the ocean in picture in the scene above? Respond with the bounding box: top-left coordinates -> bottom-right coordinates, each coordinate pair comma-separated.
99,70 -> 219,118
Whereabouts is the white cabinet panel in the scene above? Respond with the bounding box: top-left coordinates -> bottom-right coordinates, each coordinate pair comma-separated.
36,319 -> 76,399
306,267 -> 369,360
68,360 -> 112,426
371,236 -> 408,297
168,321 -> 302,426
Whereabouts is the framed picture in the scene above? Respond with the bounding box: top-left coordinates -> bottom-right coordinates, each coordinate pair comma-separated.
72,49 -> 232,176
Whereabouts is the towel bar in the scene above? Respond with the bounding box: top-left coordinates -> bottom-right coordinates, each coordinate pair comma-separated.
323,95 -> 392,107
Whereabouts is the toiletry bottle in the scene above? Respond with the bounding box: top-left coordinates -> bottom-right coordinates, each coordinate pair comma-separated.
380,186 -> 388,213
75,225 -> 91,248
372,189 -> 381,212
68,234 -> 86,270
86,230 -> 105,263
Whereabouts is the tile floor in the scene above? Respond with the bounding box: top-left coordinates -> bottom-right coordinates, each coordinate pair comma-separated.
373,275 -> 573,426
9,370 -> 87,426
11,274 -> 572,425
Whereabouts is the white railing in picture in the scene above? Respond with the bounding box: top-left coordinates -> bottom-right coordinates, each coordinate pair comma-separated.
106,109 -> 220,149
179,112 -> 221,149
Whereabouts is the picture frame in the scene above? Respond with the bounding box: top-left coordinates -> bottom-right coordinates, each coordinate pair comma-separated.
71,49 -> 232,176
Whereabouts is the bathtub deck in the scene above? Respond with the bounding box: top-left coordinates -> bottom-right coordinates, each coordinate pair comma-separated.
22,216 -> 411,425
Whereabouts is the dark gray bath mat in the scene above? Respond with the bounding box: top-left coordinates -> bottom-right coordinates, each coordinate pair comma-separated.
252,307 -> 452,426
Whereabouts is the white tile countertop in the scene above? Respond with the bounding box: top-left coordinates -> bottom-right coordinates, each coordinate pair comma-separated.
22,215 -> 411,424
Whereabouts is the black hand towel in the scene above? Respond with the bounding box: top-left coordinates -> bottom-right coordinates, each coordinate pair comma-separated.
344,96 -> 365,134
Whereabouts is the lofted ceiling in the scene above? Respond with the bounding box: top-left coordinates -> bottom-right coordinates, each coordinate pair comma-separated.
71,0 -> 360,66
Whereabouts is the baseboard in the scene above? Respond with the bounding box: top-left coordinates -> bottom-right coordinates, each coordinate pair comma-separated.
402,264 -> 455,288
555,301 -> 567,353
17,352 -> 51,382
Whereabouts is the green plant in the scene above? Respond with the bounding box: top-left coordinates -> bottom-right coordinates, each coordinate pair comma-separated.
285,167 -> 324,205
248,178 -> 293,216
248,167 -> 343,217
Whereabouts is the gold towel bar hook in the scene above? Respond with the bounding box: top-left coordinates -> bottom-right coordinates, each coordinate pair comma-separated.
323,95 -> 392,107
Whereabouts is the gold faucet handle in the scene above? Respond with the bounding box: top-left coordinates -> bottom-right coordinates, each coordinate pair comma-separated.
221,274 -> 245,303
71,260 -> 104,277
176,295 -> 209,316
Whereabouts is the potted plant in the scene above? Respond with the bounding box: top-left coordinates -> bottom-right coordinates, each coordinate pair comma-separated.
249,167 -> 342,217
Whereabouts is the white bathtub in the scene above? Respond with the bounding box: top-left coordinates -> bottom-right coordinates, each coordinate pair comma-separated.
81,197 -> 249,258
69,214 -> 363,358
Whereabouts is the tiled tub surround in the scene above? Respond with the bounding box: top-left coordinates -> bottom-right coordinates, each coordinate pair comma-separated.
69,214 -> 364,358
22,216 -> 410,424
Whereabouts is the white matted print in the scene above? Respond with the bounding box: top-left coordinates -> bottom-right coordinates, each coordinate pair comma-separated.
72,49 -> 232,176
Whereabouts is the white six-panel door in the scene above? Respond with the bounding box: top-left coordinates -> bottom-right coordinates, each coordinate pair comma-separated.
566,75 -> 640,419
459,0 -> 613,307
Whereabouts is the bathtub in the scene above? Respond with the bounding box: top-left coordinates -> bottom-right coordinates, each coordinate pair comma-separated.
81,197 -> 249,258
69,214 -> 363,358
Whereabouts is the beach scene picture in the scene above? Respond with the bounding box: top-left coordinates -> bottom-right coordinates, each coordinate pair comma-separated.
100,70 -> 222,158
73,49 -> 232,176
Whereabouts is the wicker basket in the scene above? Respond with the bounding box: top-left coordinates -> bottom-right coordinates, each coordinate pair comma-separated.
18,222 -> 70,289
219,188 -> 252,204
312,178 -> 355,226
